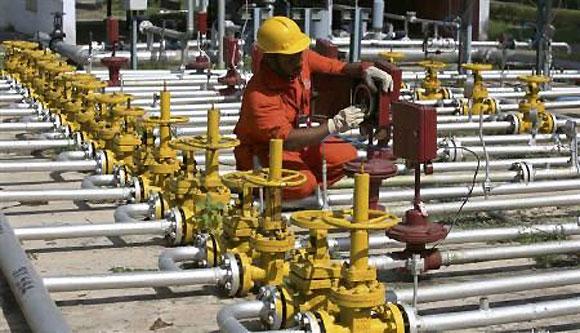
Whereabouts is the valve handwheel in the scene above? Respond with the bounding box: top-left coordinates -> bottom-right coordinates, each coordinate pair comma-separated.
182,134 -> 240,150
418,59 -> 447,71
243,168 -> 307,188
379,51 -> 405,63
221,171 -> 260,191
322,209 -> 400,230
141,115 -> 189,126
291,210 -> 337,230
461,63 -> 493,72
113,106 -> 145,118
518,75 -> 550,85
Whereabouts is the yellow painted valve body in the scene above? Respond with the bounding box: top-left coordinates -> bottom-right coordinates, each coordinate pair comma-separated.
460,63 -> 497,115
517,75 -> 555,134
415,60 -> 450,100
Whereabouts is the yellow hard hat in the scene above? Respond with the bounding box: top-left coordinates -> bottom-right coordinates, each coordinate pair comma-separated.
257,16 -> 310,54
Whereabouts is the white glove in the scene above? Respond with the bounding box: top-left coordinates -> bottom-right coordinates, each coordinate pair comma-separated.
364,66 -> 394,93
327,106 -> 365,134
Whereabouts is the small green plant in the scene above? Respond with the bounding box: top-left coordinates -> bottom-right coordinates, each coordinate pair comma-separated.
195,195 -> 226,232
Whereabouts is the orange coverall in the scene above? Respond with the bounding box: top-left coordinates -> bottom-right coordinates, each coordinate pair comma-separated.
234,49 -> 358,199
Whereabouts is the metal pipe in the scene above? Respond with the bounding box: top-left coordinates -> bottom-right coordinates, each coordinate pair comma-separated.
0,109 -> 36,117
328,222 -> 580,252
333,167 -> 579,189
43,268 -> 228,292
217,0 -> 225,69
389,191 -> 580,216
0,215 -> 72,333
0,188 -> 133,203
0,160 -> 96,172
390,268 -> 580,304
438,133 -> 569,146
427,157 -> 571,173
407,296 -> 580,332
0,94 -> 23,102
0,139 -> 75,151
0,122 -> 54,132
217,301 -> 305,333
14,220 -> 171,241
56,151 -> 87,161
158,247 -> 204,271
440,239 -> 580,265
81,174 -> 116,189
331,179 -> 580,205
114,203 -> 151,222
437,121 -> 513,133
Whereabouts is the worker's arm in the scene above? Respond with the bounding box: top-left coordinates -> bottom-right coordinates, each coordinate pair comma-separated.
284,106 -> 364,151
284,124 -> 330,151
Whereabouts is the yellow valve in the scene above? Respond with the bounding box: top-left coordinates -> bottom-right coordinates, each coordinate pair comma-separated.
230,139 -> 307,296
415,59 -> 451,100
379,51 -> 405,64
295,172 -> 403,333
516,75 -> 555,134
460,63 -> 497,115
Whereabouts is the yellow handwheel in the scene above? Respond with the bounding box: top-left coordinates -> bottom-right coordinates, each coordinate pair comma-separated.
141,115 -> 189,126
243,168 -> 307,188
418,59 -> 447,71
379,51 -> 405,63
461,63 -> 493,72
220,171 -> 263,191
322,209 -> 400,230
71,80 -> 107,92
291,210 -> 337,230
94,92 -> 133,106
518,75 -> 550,85
113,106 -> 145,118
181,135 -> 240,150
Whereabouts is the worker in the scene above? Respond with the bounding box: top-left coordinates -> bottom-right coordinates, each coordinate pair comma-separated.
234,17 -> 393,200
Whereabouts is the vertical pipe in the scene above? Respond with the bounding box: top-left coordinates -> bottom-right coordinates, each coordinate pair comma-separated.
349,6 -> 362,63
159,86 -> 171,147
352,173 -> 369,271
131,17 -> 138,70
0,215 -> 72,333
372,0 -> 385,32
205,107 -> 220,185
217,0 -> 226,69
187,0 -> 195,36
269,139 -> 283,181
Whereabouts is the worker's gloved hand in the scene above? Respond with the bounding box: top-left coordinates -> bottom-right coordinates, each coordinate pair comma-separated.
327,106 -> 365,133
364,66 -> 394,93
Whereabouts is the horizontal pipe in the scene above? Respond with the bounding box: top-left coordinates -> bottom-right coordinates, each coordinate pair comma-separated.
331,179 -> 580,205
390,191 -> 580,216
0,139 -> 74,151
0,215 -> 72,333
217,301 -> 304,333
426,157 -> 571,173
158,247 -> 204,271
0,188 -> 133,203
43,268 -> 228,292
114,203 -> 151,222
391,268 -> 580,304
0,122 -> 53,132
440,239 -> 580,265
0,109 -> 36,117
0,160 -> 96,172
81,174 -> 116,189
0,94 -> 23,102
409,296 -> 580,332
14,220 -> 171,240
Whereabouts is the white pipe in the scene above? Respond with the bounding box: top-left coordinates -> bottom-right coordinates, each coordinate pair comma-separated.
43,268 -> 228,292
81,174 -> 116,189
0,109 -> 36,117
56,151 -> 87,161
0,139 -> 74,151
391,268 -> 580,304
158,247 -> 204,271
217,301 -> 305,333
0,215 -> 72,333
407,296 -> 580,332
114,203 -> 151,222
0,122 -> 54,132
0,188 -> 133,203
0,160 -> 96,172
14,220 -> 171,241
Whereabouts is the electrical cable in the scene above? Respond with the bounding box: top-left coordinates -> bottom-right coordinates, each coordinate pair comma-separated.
430,145 -> 480,250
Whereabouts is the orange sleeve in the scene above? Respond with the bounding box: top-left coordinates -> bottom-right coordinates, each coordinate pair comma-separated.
243,90 -> 293,143
306,49 -> 347,75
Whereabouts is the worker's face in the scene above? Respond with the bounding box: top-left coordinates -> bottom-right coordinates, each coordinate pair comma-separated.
273,51 -> 304,80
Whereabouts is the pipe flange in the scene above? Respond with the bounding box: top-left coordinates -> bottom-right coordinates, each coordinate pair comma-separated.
397,303 -> 418,333
296,312 -> 323,333
256,286 -> 283,329
511,161 -> 534,183
440,137 -> 462,162
193,233 -> 210,267
220,252 -> 241,297
505,113 -> 520,134
131,176 -> 143,203
148,192 -> 161,219
138,20 -> 154,34
113,164 -> 129,188
166,207 -> 183,246
94,150 -> 105,175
